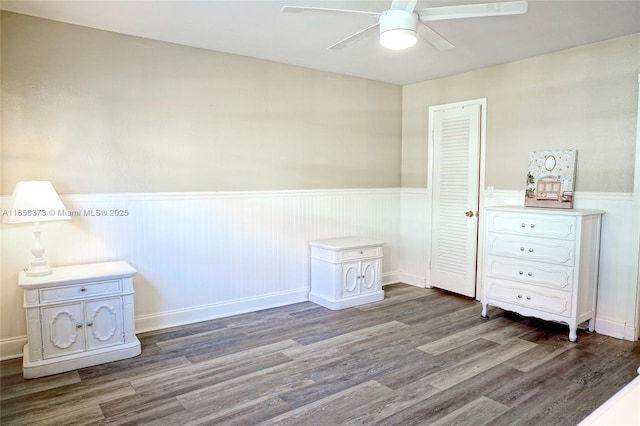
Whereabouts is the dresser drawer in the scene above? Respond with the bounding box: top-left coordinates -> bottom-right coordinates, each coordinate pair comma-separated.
40,280 -> 122,303
488,211 -> 576,241
485,257 -> 574,291
487,235 -> 574,266
485,279 -> 572,317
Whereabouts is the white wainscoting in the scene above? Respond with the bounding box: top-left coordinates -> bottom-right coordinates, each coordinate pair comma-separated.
0,189 -> 401,359
398,188 -> 430,287
1,188 -> 636,359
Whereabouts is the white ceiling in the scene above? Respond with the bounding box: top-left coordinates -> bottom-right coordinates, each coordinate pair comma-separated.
2,0 -> 639,85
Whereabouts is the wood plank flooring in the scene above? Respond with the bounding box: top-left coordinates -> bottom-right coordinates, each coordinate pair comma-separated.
2,284 -> 639,425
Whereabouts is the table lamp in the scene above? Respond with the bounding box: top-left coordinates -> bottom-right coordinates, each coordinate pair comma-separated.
5,181 -> 71,276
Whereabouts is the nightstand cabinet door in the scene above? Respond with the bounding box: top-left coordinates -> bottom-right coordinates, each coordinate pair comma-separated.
42,303 -> 85,359
85,297 -> 124,350
360,259 -> 380,294
342,262 -> 361,297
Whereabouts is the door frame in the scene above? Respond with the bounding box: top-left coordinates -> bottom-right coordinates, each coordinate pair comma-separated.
426,98 -> 487,299
633,73 -> 640,340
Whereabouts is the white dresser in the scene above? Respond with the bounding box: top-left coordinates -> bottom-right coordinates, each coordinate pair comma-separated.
309,237 -> 384,310
481,206 -> 604,342
18,261 -> 141,378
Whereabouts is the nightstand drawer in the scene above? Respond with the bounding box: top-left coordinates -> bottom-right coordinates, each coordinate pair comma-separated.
341,247 -> 382,261
485,279 -> 571,317
488,211 -> 576,241
485,257 -> 574,291
40,280 -> 122,303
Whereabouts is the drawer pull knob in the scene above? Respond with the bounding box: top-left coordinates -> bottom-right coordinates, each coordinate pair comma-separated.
520,247 -> 525,251
517,294 -> 523,299
76,323 -> 83,328
87,322 -> 93,327
529,248 -> 534,253
360,251 -> 363,254
528,272 -> 533,277
80,287 -> 87,292
519,271 -> 524,275
465,211 -> 474,217
526,296 -> 531,300
521,223 -> 526,227
530,224 -> 536,228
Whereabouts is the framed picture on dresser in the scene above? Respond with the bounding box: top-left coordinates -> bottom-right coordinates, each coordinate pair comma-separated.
525,149 -> 577,209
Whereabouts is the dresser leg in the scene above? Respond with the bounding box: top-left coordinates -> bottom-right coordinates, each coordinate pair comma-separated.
480,303 -> 489,319
587,318 -> 595,332
569,326 -> 578,343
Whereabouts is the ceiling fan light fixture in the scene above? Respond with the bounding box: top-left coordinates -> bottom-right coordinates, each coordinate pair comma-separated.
378,9 -> 419,50
380,28 -> 417,50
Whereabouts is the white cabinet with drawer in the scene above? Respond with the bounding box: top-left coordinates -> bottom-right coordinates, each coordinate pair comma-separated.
18,261 -> 141,378
481,206 -> 604,342
309,237 -> 384,310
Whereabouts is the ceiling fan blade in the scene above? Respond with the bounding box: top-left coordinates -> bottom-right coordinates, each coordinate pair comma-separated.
417,23 -> 455,51
390,0 -> 419,12
282,6 -> 379,17
417,1 -> 528,22
328,23 -> 380,50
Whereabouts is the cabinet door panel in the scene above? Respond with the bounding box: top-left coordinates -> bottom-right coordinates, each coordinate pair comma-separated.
85,298 -> 124,350
342,262 -> 360,297
42,303 -> 85,359
360,260 -> 378,294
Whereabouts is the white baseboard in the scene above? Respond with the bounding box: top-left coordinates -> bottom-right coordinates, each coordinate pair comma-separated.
134,288 -> 309,334
0,336 -> 28,361
382,271 -> 426,288
624,324 -> 638,341
595,317 -> 629,340
398,273 -> 426,288
382,271 -> 402,285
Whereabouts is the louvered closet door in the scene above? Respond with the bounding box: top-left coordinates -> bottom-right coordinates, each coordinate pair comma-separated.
430,104 -> 481,297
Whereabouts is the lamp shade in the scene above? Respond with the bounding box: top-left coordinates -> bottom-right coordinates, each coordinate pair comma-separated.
5,181 -> 71,224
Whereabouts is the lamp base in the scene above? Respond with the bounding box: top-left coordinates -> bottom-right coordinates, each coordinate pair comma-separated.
25,259 -> 53,277
26,224 -> 53,276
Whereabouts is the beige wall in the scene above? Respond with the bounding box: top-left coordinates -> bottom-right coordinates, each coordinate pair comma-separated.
402,33 -> 640,192
0,12 -> 402,194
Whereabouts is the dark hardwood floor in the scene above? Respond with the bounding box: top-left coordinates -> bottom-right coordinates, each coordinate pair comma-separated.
1,284 -> 639,425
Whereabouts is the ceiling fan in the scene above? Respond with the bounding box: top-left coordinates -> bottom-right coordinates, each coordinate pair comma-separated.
282,0 -> 528,51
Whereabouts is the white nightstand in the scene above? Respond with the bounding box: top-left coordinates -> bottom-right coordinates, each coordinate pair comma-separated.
309,237 -> 384,310
18,261 -> 141,379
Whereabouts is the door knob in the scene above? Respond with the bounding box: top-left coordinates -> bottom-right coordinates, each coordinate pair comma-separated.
465,211 -> 474,217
